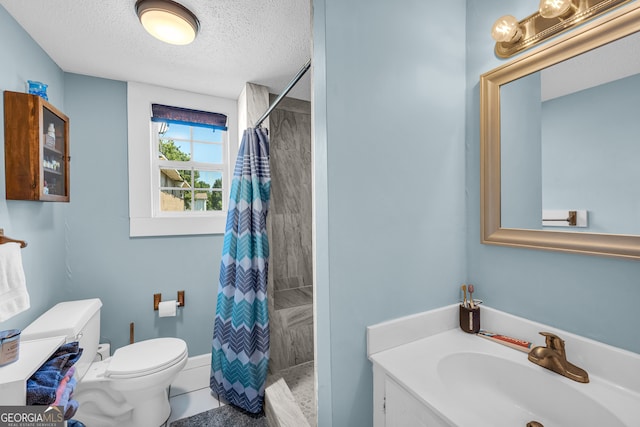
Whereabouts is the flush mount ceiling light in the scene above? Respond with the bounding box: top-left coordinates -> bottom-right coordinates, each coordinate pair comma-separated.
491,0 -> 632,58
135,0 -> 200,45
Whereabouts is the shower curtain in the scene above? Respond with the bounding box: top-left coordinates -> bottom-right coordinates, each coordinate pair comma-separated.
210,127 -> 271,414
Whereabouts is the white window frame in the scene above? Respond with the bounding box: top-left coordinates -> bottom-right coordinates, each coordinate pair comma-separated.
127,82 -> 238,237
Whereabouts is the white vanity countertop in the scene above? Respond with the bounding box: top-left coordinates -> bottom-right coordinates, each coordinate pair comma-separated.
367,304 -> 640,426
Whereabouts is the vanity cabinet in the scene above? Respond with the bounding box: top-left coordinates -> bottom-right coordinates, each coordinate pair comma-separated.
373,365 -> 448,427
4,91 -> 70,202
384,376 -> 448,427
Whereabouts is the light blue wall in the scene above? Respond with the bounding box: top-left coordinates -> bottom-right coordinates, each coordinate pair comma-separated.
466,0 -> 640,354
500,72 -> 542,229
0,6 -> 68,332
542,73 -> 640,234
63,74 -> 223,354
313,0 -> 467,425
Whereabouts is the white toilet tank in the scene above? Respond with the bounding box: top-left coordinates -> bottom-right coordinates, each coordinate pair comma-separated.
21,298 -> 102,380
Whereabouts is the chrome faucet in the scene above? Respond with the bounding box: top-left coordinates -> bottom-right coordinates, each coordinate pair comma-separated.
528,332 -> 589,383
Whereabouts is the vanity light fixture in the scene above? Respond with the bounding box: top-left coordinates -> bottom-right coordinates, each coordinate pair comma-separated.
135,0 -> 200,45
490,0 -> 632,58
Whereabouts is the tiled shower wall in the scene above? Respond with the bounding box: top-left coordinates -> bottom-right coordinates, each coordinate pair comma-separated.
268,96 -> 313,373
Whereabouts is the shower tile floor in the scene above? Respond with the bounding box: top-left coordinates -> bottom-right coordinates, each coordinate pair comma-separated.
271,360 -> 316,426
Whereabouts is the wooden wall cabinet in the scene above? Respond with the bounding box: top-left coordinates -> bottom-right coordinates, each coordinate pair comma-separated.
4,91 -> 70,202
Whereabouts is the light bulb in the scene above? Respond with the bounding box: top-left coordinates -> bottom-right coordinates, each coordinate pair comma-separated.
539,0 -> 573,19
491,15 -> 522,43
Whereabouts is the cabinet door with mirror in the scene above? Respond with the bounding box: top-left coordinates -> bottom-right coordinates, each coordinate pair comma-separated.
480,4 -> 640,259
4,91 -> 70,202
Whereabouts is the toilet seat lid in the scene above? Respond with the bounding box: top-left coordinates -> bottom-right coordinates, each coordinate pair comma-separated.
106,337 -> 187,379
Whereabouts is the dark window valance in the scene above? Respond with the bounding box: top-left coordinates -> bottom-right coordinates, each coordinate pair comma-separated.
151,104 -> 228,131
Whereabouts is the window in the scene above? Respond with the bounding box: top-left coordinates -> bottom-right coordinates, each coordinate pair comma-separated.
155,123 -> 225,214
127,82 -> 238,237
151,104 -> 227,216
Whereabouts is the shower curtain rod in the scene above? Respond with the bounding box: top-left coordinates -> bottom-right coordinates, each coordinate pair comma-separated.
254,59 -> 311,128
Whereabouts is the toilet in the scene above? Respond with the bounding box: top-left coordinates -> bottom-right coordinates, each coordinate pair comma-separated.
21,298 -> 188,427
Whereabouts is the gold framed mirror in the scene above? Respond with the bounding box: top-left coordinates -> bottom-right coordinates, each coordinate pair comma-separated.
480,3 -> 640,260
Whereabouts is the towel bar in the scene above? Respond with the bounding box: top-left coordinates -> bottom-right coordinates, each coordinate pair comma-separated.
0,229 -> 27,248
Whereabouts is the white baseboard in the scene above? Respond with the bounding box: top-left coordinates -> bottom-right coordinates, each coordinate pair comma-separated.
170,353 -> 211,397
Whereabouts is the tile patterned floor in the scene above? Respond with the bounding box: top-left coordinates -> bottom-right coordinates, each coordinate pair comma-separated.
167,388 -> 222,425
168,361 -> 315,426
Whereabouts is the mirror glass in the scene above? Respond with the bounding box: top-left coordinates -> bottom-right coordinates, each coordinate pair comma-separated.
480,5 -> 640,260
500,30 -> 640,235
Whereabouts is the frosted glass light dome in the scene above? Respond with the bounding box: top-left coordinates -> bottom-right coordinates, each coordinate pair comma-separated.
136,0 -> 200,45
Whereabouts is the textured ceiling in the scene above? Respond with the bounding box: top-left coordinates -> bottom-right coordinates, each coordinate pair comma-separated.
0,0 -> 311,101
541,30 -> 640,101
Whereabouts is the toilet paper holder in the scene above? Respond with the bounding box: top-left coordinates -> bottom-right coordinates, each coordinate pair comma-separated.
153,291 -> 185,311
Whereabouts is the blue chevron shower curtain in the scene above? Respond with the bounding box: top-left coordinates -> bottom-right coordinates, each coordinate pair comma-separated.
210,127 -> 271,413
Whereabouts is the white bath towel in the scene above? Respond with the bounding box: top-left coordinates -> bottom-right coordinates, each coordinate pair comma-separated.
0,242 -> 30,322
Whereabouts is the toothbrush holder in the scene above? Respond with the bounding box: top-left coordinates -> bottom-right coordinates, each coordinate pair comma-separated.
459,304 -> 480,333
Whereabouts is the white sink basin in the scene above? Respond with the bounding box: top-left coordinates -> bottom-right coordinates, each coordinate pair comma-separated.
438,351 -> 626,426
370,326 -> 640,427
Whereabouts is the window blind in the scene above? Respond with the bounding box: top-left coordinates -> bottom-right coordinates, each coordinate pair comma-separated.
151,104 -> 227,131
